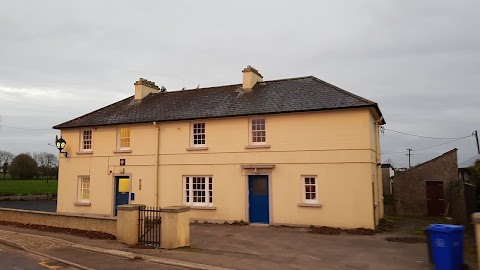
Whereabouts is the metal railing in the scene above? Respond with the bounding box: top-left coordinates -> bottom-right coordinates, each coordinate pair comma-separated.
138,206 -> 161,247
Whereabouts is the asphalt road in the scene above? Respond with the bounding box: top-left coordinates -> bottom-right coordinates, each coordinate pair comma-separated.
0,243 -> 78,269
0,242 -> 189,270
0,200 -> 57,212
45,246 -> 189,270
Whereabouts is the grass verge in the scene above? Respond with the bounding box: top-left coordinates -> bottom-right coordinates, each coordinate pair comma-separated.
0,180 -> 58,195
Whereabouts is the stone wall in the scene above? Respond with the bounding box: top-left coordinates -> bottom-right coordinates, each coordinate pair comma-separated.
0,207 -> 116,235
392,149 -> 466,224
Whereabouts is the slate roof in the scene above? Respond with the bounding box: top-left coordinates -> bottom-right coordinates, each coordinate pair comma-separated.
53,76 -> 384,129
392,148 -> 458,178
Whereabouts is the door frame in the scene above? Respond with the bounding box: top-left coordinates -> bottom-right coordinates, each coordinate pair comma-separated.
244,171 -> 273,224
112,173 -> 132,216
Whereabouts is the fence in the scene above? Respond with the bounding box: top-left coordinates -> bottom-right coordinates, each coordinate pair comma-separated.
138,206 -> 162,247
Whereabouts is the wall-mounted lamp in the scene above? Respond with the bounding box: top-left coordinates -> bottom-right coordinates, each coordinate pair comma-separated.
55,135 -> 68,157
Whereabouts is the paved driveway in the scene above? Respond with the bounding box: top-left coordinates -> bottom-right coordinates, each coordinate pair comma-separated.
135,224 -> 448,270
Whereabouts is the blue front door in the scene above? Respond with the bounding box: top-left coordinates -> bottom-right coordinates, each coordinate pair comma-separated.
248,175 -> 269,224
115,176 -> 130,216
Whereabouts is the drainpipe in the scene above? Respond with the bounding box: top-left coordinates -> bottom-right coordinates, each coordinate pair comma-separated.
373,116 -> 384,226
153,122 -> 160,207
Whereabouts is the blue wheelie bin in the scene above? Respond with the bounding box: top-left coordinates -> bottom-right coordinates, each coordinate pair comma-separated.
427,224 -> 464,270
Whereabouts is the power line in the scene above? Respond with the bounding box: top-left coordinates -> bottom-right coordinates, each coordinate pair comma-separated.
410,135 -> 472,151
381,135 -> 473,155
383,128 -> 469,140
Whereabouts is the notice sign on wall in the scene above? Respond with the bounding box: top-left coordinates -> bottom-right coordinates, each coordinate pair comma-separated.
119,178 -> 130,193
120,159 -> 125,166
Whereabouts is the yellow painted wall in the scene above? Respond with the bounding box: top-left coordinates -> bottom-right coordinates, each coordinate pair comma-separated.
57,108 -> 382,229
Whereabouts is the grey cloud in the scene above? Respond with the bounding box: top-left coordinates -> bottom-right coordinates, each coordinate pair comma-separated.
0,0 -> 478,166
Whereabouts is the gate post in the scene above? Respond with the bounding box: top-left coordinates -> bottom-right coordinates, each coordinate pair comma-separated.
472,213 -> 480,265
117,204 -> 145,245
160,206 -> 190,249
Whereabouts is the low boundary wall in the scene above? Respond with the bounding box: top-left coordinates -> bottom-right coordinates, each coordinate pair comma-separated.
0,207 -> 116,236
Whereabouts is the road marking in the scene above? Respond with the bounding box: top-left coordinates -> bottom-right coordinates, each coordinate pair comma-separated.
39,261 -> 62,269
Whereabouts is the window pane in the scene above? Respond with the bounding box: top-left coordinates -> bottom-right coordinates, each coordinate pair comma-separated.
82,130 -> 92,150
184,176 -> 213,206
251,119 -> 266,144
252,178 -> 268,195
79,176 -> 90,201
119,128 -> 130,148
193,123 -> 206,145
304,177 -> 317,202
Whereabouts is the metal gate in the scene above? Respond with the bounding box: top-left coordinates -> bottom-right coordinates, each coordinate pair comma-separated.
138,206 -> 162,247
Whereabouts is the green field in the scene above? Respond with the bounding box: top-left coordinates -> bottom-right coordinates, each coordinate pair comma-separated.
0,180 -> 58,196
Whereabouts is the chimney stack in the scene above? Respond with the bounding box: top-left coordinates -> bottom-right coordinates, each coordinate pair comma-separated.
134,78 -> 160,100
242,65 -> 263,90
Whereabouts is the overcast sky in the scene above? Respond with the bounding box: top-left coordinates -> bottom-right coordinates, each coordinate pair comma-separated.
0,1 -> 479,168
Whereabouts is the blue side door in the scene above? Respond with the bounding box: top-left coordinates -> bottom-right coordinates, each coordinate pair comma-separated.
248,175 -> 269,224
115,176 -> 130,216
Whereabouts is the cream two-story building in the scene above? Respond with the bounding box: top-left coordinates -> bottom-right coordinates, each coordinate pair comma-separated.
54,66 -> 385,229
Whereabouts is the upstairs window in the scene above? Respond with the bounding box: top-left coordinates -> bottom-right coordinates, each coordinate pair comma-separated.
81,130 -> 92,151
184,176 -> 213,207
118,127 -> 131,149
192,123 -> 206,146
251,119 -> 266,144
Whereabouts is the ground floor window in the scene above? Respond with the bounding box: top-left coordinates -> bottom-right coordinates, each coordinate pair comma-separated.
184,176 -> 213,207
302,176 -> 317,203
78,176 -> 90,202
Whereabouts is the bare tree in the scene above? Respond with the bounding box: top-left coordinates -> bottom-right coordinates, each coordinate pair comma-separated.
0,150 -> 15,164
32,152 -> 58,180
0,150 -> 15,179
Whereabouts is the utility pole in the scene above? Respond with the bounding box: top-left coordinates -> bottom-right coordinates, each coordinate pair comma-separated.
406,148 -> 413,168
474,130 -> 480,155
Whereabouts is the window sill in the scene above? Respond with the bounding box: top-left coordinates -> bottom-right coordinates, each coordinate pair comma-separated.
76,151 -> 93,155
297,203 -> 322,208
74,202 -> 91,206
245,144 -> 270,149
189,206 -> 216,210
113,149 -> 132,154
186,146 -> 209,151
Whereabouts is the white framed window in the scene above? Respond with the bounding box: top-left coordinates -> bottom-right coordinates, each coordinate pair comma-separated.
118,127 -> 131,149
81,129 -> 93,151
250,118 -> 266,144
184,176 -> 213,207
302,176 -> 318,203
192,123 -> 206,146
78,176 -> 90,202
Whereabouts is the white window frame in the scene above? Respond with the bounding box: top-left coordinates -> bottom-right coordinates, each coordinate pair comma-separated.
117,127 -> 131,150
80,129 -> 93,152
191,122 -> 206,147
78,175 -> 90,203
183,176 -> 213,207
302,175 -> 318,204
250,118 -> 266,145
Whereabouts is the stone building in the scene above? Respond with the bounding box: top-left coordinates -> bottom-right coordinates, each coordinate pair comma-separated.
392,149 -> 466,224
